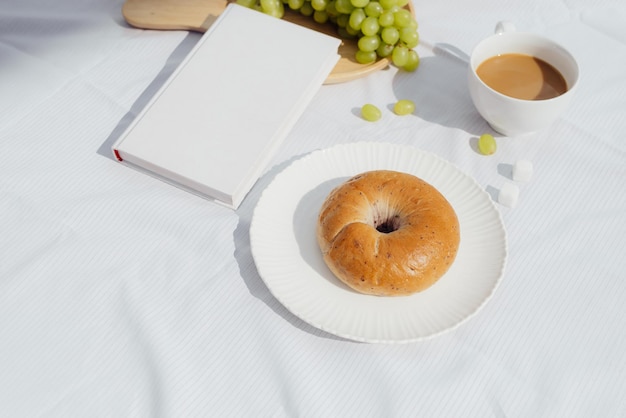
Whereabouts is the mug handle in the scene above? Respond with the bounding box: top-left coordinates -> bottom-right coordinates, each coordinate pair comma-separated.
495,21 -> 516,34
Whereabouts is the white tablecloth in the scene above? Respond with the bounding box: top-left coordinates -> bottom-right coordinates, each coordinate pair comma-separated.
1,0 -> 625,416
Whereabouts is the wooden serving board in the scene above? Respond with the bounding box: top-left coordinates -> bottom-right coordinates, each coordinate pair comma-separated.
122,0 -> 411,84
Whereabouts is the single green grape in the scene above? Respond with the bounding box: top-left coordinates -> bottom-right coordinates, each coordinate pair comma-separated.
357,34 -> 380,52
260,0 -> 283,17
378,11 -> 394,27
376,43 -> 394,57
299,1 -> 314,15
391,44 -> 409,67
355,50 -> 377,64
335,0 -> 355,14
313,10 -> 329,23
393,99 -> 415,115
478,134 -> 497,155
326,1 -> 338,17
393,9 -> 412,27
348,8 -> 366,30
360,16 -> 380,36
380,26 -> 399,44
361,104 -> 382,121
311,0 -> 327,11
364,1 -> 383,17
287,0 -> 304,9
336,13 -> 349,27
403,49 -> 420,71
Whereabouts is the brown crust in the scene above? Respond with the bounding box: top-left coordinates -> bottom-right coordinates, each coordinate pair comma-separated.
316,170 -> 460,296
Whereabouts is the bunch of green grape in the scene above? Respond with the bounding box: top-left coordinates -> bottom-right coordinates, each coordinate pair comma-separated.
236,0 -> 420,71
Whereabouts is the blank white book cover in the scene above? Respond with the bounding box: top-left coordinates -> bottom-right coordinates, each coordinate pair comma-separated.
113,4 -> 341,209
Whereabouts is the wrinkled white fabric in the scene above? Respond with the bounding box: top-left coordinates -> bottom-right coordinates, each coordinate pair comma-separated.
1,0 -> 625,416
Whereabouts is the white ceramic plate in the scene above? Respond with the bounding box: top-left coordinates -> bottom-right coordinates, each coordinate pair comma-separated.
250,142 -> 507,343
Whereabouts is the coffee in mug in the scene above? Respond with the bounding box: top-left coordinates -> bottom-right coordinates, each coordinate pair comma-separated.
476,53 -> 568,100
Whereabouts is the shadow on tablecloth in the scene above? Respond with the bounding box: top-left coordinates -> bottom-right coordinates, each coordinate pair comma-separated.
97,32 -> 201,161
392,42 -> 490,136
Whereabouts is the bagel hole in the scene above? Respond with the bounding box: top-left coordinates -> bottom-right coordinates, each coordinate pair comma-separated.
371,204 -> 401,234
376,221 -> 396,234
374,214 -> 402,234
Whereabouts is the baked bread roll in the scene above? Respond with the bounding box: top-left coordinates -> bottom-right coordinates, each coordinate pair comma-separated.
317,170 -> 460,296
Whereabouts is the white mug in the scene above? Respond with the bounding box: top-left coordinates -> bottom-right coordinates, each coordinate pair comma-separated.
468,22 -> 580,136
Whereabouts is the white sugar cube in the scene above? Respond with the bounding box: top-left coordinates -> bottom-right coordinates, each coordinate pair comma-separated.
512,160 -> 533,182
498,183 -> 520,208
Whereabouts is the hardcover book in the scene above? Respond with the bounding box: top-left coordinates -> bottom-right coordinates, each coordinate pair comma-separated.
113,4 -> 341,209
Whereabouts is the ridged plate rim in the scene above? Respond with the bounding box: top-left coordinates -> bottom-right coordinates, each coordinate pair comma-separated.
250,141 -> 507,343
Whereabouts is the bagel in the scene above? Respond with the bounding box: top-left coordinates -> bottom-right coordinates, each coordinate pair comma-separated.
316,170 -> 460,296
